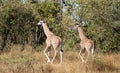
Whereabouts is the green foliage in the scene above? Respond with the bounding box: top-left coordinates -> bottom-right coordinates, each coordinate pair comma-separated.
73,0 -> 120,53
37,1 -> 62,24
0,0 -> 119,53
0,0 -> 62,51
61,0 -> 120,53
0,1 -> 38,51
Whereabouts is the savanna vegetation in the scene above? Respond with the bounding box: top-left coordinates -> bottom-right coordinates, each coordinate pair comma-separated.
0,0 -> 120,73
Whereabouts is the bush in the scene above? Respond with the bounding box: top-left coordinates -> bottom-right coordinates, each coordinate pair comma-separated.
0,1 -> 38,51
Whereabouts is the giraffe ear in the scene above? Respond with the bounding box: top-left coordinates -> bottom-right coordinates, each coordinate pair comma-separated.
36,20 -> 43,25
38,20 -> 45,24
77,25 -> 79,27
76,25 -> 80,28
73,25 -> 79,30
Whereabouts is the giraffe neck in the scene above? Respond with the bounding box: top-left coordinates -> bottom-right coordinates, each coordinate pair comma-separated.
78,27 -> 88,41
42,23 -> 54,37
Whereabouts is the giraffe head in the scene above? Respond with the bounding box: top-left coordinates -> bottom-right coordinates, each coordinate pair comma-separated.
36,20 -> 45,25
73,25 -> 80,30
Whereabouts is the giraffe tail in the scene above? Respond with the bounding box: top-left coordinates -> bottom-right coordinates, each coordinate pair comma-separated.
91,47 -> 94,54
60,49 -> 63,52
91,45 -> 94,54
59,45 -> 63,52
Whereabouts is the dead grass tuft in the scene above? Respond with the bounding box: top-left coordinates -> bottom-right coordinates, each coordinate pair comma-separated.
0,46 -> 120,73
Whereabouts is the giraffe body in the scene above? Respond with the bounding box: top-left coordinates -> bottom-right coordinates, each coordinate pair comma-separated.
37,21 -> 63,64
75,25 -> 94,62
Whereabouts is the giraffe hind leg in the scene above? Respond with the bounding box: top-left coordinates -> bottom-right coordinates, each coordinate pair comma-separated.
85,45 -> 93,62
59,46 -> 63,64
60,50 -> 63,64
51,49 -> 58,64
58,44 -> 63,64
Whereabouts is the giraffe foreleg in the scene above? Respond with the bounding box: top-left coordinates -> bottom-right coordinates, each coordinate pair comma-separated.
44,46 -> 51,63
79,49 -> 85,62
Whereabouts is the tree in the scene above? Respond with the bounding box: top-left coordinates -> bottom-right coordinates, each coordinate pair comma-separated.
74,0 -> 120,53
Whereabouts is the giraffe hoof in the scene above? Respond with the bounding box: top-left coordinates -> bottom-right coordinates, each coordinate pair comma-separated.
46,60 -> 51,64
50,61 -> 53,64
82,60 -> 86,63
82,60 -> 87,63
47,60 -> 50,62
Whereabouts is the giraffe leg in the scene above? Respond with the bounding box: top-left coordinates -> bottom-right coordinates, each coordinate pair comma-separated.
51,49 -> 58,64
85,50 -> 90,62
44,46 -> 51,63
80,43 -> 86,62
59,44 -> 63,64
86,44 -> 94,62
79,49 -> 85,62
59,50 -> 63,64
85,45 -> 92,62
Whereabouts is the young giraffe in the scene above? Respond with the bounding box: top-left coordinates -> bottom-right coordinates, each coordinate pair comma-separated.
36,20 -> 63,64
75,25 -> 94,63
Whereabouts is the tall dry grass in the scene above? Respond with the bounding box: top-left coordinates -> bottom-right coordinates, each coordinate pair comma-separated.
0,45 -> 120,73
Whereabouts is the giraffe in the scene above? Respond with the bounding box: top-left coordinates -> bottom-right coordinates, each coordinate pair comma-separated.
75,25 -> 94,63
36,20 -> 63,64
